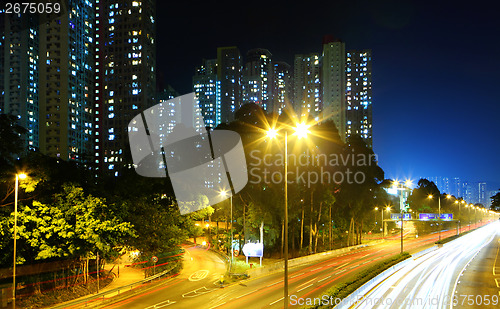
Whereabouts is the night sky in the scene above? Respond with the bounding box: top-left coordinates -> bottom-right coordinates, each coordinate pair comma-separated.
155,0 -> 500,188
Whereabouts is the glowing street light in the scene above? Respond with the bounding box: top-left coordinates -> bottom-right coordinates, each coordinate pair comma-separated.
427,193 -> 452,241
13,173 -> 27,308
266,121 -> 310,308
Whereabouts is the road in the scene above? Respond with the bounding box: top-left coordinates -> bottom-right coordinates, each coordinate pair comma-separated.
343,221 -> 499,309
99,223 -> 484,309
100,244 -> 227,309
453,231 -> 500,308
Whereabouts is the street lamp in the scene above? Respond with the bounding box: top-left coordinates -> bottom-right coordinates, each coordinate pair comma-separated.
267,122 -> 310,309
427,194 -> 452,241
393,180 -> 411,253
219,190 -> 233,272
13,173 -> 27,309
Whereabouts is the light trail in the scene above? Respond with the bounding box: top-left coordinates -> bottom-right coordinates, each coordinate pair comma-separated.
344,222 -> 499,309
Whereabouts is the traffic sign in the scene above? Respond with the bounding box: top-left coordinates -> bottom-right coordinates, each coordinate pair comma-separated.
151,256 -> 158,263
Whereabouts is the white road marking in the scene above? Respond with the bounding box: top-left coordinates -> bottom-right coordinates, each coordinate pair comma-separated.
188,270 -> 209,281
291,272 -> 304,278
297,284 -> 313,292
269,297 -> 284,305
234,289 -> 259,299
318,275 -> 331,283
311,267 -> 322,272
208,302 -> 226,309
145,300 -> 176,309
267,279 -> 283,287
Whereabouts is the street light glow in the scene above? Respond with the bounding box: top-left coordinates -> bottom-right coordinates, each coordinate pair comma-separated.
266,128 -> 278,139
293,122 -> 309,139
18,173 -> 27,180
219,190 -> 228,198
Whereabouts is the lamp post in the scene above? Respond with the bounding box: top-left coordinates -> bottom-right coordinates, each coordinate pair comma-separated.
13,173 -> 27,309
220,191 -> 233,272
427,194 -> 451,242
267,122 -> 309,309
393,180 -> 412,253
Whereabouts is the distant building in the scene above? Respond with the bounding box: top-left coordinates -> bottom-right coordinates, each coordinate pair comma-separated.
346,50 -> 372,148
0,13 -> 39,151
321,36 -> 346,141
429,177 -> 451,195
242,48 -> 273,112
293,53 -> 321,118
94,0 -> 157,176
478,182 -> 487,205
273,61 -> 292,115
193,59 -> 221,128
38,1 -> 95,161
217,46 -> 242,124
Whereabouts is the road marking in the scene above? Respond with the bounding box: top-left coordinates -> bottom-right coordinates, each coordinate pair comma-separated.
208,302 -> 226,309
297,284 -> 313,292
267,280 -> 283,287
269,297 -> 284,305
291,272 -> 304,278
318,275 -> 331,283
495,278 -> 500,288
311,267 -> 323,272
188,270 -> 209,281
145,300 -> 176,309
297,278 -> 317,288
333,262 -> 349,269
234,289 -> 258,299
182,286 -> 216,298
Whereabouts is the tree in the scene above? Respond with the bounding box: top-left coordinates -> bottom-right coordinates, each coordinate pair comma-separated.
0,183 -> 136,267
0,114 -> 27,167
491,191 -> 500,211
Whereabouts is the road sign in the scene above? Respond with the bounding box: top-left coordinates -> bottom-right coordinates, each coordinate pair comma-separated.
440,213 -> 453,221
390,213 -> 412,220
151,256 -> 158,263
419,213 -> 438,220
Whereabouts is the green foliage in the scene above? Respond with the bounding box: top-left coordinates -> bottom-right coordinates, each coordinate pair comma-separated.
0,184 -> 136,264
491,190 -> 500,211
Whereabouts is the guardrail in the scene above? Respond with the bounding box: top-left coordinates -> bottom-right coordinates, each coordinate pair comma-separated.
48,265 -> 178,309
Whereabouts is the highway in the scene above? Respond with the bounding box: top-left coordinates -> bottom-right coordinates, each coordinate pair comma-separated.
97,223 -> 483,309
452,232 -> 500,308
344,221 -> 499,309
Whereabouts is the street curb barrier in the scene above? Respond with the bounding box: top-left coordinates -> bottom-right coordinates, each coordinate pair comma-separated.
245,240 -> 385,278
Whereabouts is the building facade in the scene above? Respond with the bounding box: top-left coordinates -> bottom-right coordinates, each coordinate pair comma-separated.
293,53 -> 321,119
94,0 -> 156,175
322,37 -> 345,141
0,13 -> 39,151
217,46 -> 242,124
242,48 -> 273,112
193,59 -> 221,128
346,50 -> 372,148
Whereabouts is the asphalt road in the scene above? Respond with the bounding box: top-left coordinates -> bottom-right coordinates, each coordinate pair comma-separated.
452,230 -> 500,308
99,223 -> 478,309
344,221 -> 499,309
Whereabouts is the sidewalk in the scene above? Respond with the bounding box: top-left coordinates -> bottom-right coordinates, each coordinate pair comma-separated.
45,260 -> 145,309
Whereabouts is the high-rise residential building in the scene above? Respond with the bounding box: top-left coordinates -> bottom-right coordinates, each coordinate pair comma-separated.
293,53 -> 321,118
156,85 -> 202,136
0,13 -> 39,151
94,0 -> 156,176
242,48 -> 273,112
217,46 -> 242,124
321,36 -> 346,141
429,177 -> 451,194
273,61 -> 292,115
37,1 -> 95,161
346,50 -> 372,148
478,182 -> 487,205
193,59 -> 221,128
